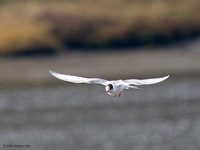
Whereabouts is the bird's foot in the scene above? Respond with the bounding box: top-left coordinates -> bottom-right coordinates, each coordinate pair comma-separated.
118,92 -> 122,97
113,94 -> 116,97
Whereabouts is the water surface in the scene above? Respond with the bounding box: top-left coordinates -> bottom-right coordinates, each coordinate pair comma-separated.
0,78 -> 200,150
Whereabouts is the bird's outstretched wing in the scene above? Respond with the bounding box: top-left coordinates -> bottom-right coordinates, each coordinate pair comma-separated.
123,75 -> 169,85
49,70 -> 108,85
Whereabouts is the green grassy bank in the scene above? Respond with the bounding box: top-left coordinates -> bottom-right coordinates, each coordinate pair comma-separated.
1,0 -> 200,54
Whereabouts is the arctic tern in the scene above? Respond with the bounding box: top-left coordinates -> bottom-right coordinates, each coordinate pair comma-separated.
49,70 -> 169,97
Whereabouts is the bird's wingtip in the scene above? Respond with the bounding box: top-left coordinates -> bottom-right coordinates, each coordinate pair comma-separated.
161,75 -> 169,81
165,75 -> 170,79
49,70 -> 55,75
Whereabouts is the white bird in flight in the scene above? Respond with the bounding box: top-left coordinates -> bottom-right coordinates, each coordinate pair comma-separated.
49,70 -> 169,97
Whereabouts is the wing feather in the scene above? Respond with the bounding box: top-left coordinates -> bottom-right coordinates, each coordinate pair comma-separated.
49,70 -> 108,85
124,75 -> 169,85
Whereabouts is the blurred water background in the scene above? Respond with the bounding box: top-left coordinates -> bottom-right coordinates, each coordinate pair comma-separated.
0,0 -> 200,150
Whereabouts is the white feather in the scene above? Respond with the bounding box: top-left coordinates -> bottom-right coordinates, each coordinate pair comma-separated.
123,75 -> 169,85
49,70 -> 108,85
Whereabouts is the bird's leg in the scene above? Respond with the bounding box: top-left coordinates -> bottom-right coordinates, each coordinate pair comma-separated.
118,92 -> 122,97
113,94 -> 116,97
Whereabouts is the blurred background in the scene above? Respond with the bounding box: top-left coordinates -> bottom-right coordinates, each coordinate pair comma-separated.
0,0 -> 200,150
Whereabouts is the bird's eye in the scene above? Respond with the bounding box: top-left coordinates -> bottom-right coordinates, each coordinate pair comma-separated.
108,84 -> 113,90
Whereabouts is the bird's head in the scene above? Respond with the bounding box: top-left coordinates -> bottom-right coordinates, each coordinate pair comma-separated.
105,84 -> 113,93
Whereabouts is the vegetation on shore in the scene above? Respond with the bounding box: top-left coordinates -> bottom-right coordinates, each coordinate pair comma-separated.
1,0 -> 200,54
